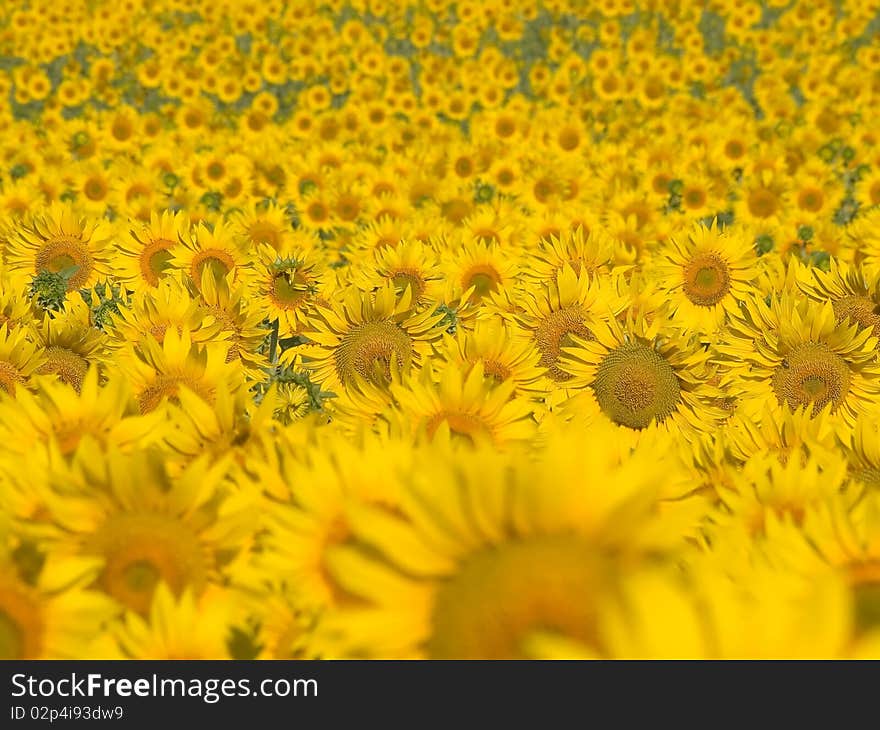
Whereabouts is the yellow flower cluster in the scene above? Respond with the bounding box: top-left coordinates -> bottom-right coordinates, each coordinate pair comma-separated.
2,0 -> 880,659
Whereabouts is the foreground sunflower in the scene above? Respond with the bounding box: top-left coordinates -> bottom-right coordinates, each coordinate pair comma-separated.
311,422 -> 694,659
0,554 -> 118,659
39,446 -> 256,616
300,282 -> 445,392
717,294 -> 880,427
4,203 -> 114,292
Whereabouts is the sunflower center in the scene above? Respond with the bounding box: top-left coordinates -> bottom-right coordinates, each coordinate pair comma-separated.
0,361 -> 24,396
593,343 -> 682,429
534,307 -> 593,382
462,265 -> 501,302
90,512 -> 208,615
0,577 -> 44,659
482,359 -> 511,382
798,188 -> 824,212
37,346 -> 89,392
427,536 -> 604,659
191,248 -> 235,283
747,188 -> 779,218
832,295 -> 880,338
682,252 -> 731,306
426,410 -> 492,445
248,222 -> 281,248
138,238 -> 175,287
34,236 -> 93,290
138,374 -> 214,414
335,321 -> 412,386
850,465 -> 880,490
390,269 -> 427,298
271,271 -> 309,309
771,343 -> 851,416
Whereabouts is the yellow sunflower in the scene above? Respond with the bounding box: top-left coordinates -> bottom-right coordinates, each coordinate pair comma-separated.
390,362 -> 536,447
40,446 -> 256,617
560,312 -> 725,437
0,322 -> 45,397
4,202 -> 113,291
652,220 -> 758,336
117,326 -> 244,414
511,264 -> 621,383
195,268 -> 269,381
253,243 -> 326,337
169,219 -> 253,289
311,421 -> 695,658
114,210 -> 190,294
31,300 -> 109,392
0,554 -> 118,659
716,294 -> 880,427
108,275 -> 224,348
797,258 -> 880,342
300,282 -> 445,392
438,318 -> 545,396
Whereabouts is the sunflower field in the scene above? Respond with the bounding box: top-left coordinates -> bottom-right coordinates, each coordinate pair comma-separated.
1,0 -> 880,661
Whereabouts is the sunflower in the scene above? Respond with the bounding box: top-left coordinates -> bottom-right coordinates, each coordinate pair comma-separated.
652,220 -> 758,336
511,264 -> 621,383
40,446 -> 256,617
0,322 -> 45,397
560,312 -> 724,436
716,294 -> 880,427
300,282 -> 445,392
844,417 -> 880,491
31,300 -> 109,392
723,402 -> 839,467
228,200 -> 295,253
438,319 -> 545,396
247,431 -> 409,611
114,210 -> 190,294
352,239 -> 443,306
441,236 -> 520,310
710,451 -> 851,539
253,243 -> 326,337
118,326 -> 243,414
797,258 -> 880,342
0,368 -> 162,460
0,274 -> 33,331
195,268 -> 269,381
522,225 -> 616,286
311,421 -> 694,659
390,363 -> 536,447
0,554 -> 118,659
169,220 -> 253,289
4,203 -> 113,292
105,584 -> 245,659
108,275 -> 224,348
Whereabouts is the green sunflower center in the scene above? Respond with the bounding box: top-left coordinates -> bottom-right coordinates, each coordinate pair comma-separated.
593,343 -> 682,429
